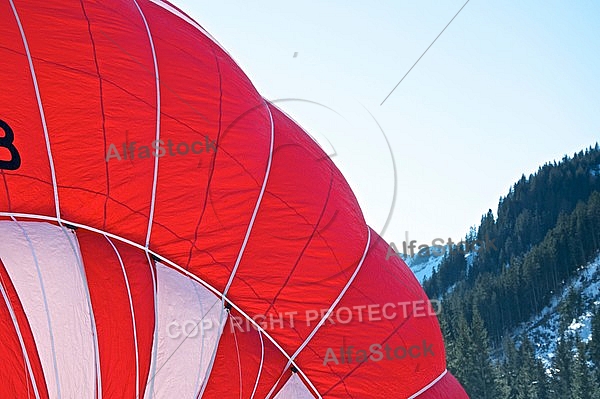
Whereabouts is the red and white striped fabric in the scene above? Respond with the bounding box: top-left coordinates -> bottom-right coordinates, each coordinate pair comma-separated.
0,1 -> 469,398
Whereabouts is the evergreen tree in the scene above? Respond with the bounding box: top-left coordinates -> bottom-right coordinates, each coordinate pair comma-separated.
551,331 -> 573,399
425,146 -> 600,344
534,356 -> 550,399
591,306 -> 600,368
559,288 -> 583,334
467,309 -> 499,399
498,335 -> 520,399
516,335 -> 545,399
591,306 -> 600,390
434,145 -> 600,398
570,337 -> 593,399
451,312 -> 473,390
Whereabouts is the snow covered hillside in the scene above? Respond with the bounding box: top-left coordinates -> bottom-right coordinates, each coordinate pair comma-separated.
509,254 -> 600,368
403,251 -> 444,283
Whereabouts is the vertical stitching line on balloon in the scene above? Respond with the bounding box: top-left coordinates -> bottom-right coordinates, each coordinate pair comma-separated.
105,235 -> 141,399
0,261 -> 42,399
184,42 -> 224,269
80,0 -> 110,229
263,171 -> 336,317
8,0 -> 61,221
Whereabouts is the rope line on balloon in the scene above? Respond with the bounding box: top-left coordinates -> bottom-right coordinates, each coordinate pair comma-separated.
190,271 -> 212,396
139,287 -> 221,396
184,45 -> 225,269
84,18 -> 242,390
142,250 -> 160,399
7,0 -> 60,222
232,321 -> 244,398
60,223 -> 104,398
126,291 -> 222,399
0,260 -> 43,399
222,104 -> 275,297
195,305 -> 229,399
90,0 -> 211,126
9,216 -> 62,398
3,5 -> 311,393
5,0 -> 394,398
263,227 -> 372,399
134,3 -> 162,251
7,1 -> 105,394
104,235 -> 141,399
409,369 -> 448,399
132,2 -> 163,398
197,93 -> 278,399
9,0 -> 81,390
147,0 -> 230,58
315,281 -> 448,398
3,1 -> 449,395
250,330 -> 266,399
0,210 -> 322,399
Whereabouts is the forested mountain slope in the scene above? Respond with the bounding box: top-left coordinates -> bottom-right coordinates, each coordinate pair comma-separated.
417,144 -> 600,398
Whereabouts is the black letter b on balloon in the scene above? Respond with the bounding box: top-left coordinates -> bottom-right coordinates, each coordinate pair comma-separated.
0,119 -> 21,170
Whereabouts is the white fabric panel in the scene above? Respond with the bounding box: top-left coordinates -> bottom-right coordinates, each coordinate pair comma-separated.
144,262 -> 223,399
0,221 -> 96,398
0,275 -> 42,399
273,374 -> 315,399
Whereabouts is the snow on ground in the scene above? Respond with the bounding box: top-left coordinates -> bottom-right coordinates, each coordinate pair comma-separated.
404,246 -> 478,284
403,246 -> 478,284
403,252 -> 444,283
513,253 -> 600,368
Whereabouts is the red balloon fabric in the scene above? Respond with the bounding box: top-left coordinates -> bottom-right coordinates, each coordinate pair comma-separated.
0,1 -> 469,398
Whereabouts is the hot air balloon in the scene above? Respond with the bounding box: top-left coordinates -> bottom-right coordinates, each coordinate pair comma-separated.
0,0 -> 469,398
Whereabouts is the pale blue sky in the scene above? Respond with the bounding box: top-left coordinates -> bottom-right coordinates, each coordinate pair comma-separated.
173,0 -> 600,246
